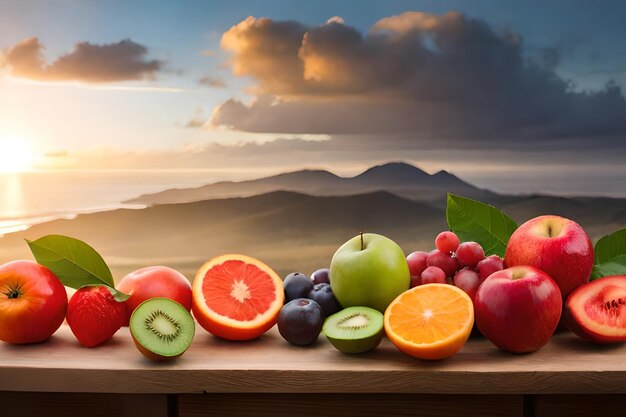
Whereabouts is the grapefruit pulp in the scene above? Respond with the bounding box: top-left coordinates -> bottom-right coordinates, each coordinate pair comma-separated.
192,254 -> 284,340
565,275 -> 626,343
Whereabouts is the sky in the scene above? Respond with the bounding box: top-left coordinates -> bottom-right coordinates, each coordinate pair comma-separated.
0,0 -> 625,195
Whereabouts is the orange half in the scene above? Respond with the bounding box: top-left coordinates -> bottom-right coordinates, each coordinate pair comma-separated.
192,254 -> 284,341
384,284 -> 474,360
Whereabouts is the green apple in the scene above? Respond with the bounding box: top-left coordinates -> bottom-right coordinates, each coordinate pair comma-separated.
330,233 -> 410,312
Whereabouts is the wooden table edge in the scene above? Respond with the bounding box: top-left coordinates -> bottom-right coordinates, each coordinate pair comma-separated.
2,367 -> 625,394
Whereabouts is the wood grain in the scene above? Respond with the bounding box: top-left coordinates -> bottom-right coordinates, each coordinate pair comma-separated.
178,394 -> 523,417
1,325 -> 626,394
534,394 -> 626,417
0,392 -> 167,417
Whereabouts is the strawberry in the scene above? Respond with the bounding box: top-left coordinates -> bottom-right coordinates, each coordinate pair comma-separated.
66,285 -> 125,347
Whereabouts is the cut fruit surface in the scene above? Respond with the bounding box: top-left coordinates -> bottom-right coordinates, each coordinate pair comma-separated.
565,275 -> 626,343
130,298 -> 195,361
323,306 -> 383,354
384,284 -> 474,360
192,254 -> 284,341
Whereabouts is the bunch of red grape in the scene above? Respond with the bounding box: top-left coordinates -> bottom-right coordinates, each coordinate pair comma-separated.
406,231 -> 505,301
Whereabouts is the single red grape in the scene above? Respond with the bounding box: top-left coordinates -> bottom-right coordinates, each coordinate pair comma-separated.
453,268 -> 481,302
435,231 -> 461,253
410,274 -> 422,288
476,255 -> 504,280
406,251 -> 429,277
455,242 -> 485,267
421,266 -> 447,284
427,250 -> 460,277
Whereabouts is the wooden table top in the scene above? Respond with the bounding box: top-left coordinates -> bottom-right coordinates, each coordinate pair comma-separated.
1,324 -> 625,395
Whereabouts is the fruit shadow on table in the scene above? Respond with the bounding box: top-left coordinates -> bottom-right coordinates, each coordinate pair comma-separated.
549,332 -> 624,353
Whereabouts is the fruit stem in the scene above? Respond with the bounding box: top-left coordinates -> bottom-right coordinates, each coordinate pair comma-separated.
360,231 -> 364,251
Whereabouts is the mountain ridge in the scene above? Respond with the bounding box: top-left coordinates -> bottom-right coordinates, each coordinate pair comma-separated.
0,189 -> 448,278
2,189 -> 624,280
126,161 -> 497,206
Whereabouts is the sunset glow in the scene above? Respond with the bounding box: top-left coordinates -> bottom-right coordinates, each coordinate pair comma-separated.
0,137 -> 35,173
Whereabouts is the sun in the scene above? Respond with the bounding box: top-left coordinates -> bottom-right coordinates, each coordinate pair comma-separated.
0,137 -> 36,173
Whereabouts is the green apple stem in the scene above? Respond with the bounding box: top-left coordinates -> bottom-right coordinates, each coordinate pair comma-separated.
360,231 -> 364,251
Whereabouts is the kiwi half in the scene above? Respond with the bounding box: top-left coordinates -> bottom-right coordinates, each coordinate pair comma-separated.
323,306 -> 384,354
130,297 -> 195,361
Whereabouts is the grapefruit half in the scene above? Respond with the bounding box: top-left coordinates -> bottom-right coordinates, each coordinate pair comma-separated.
192,254 -> 284,341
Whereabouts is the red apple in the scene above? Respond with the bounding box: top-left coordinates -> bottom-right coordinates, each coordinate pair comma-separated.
474,266 -> 562,353
0,260 -> 67,344
117,266 -> 192,326
504,215 -> 593,297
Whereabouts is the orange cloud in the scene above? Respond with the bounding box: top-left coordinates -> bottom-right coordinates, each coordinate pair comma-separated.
221,16 -> 308,95
2,37 -> 163,83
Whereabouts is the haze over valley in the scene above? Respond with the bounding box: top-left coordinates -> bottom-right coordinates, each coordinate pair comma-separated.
1,162 -> 623,281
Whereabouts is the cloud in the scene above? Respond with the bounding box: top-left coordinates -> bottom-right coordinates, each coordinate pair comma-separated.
198,76 -> 226,88
185,108 -> 208,128
200,49 -> 217,57
209,12 -> 626,146
1,37 -> 163,83
185,117 -> 206,128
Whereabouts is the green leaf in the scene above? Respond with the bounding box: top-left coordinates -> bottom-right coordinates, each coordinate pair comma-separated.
446,193 -> 518,257
591,263 -> 626,280
594,228 -> 626,265
591,228 -> 626,280
25,235 -> 127,299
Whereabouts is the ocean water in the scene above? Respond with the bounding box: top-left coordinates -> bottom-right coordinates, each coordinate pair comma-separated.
0,170 -> 259,236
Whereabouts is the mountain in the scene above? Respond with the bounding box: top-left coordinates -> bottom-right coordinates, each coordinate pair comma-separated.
2,190 -> 624,283
499,195 -> 626,238
126,162 -> 498,207
353,162 -> 431,185
0,191 -> 446,280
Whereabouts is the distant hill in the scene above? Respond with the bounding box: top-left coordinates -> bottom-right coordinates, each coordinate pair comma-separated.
126,162 -> 498,207
2,190 -> 624,282
0,191 -> 446,280
499,195 -> 626,238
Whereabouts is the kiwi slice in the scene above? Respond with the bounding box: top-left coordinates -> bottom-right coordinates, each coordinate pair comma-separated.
323,306 -> 384,354
130,298 -> 195,361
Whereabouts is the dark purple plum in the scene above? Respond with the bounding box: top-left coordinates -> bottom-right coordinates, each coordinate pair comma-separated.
307,283 -> 342,318
311,268 -> 331,285
283,272 -> 313,303
277,299 -> 323,346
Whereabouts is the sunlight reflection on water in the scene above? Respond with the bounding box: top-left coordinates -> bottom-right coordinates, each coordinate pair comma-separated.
1,174 -> 24,218
0,169 -> 254,236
